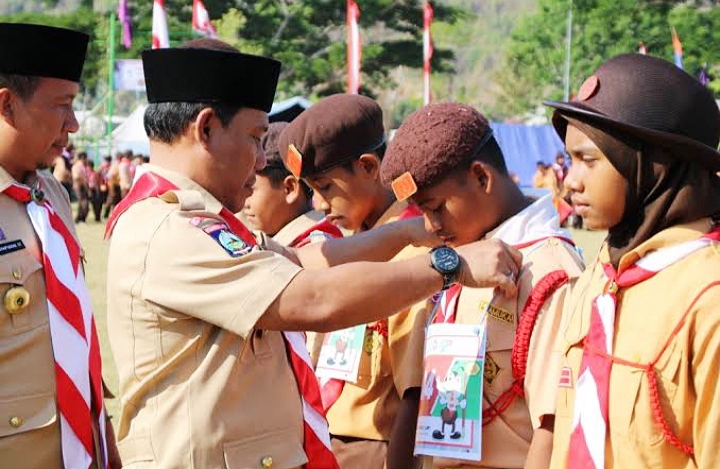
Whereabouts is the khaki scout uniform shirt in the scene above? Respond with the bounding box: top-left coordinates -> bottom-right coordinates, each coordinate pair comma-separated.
324,200 -> 427,441
106,165 -> 307,469
0,166 -> 102,469
403,220 -> 583,468
270,210 -> 334,366
550,219 -> 720,469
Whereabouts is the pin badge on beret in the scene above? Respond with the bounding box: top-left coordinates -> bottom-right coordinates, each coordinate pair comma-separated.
287,144 -> 303,178
391,172 -> 418,202
577,75 -> 599,101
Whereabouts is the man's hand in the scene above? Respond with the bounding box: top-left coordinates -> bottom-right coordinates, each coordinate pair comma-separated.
456,239 -> 522,297
400,216 -> 440,248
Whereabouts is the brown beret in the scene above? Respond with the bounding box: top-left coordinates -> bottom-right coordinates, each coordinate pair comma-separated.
278,94 -> 385,178
261,121 -> 289,168
381,103 -> 492,194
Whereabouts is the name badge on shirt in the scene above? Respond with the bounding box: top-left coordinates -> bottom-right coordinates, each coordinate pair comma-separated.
0,240 -> 26,256
314,324 -> 367,383
414,320 -> 486,462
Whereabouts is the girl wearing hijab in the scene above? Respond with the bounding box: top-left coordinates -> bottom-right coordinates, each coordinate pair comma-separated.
544,54 -> 720,469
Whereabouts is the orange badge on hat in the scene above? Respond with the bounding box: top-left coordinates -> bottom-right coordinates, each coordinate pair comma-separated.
391,172 -> 418,202
577,75 -> 599,101
286,144 -> 303,178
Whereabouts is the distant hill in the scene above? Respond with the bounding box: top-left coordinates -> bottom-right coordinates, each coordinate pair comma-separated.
379,0 -> 537,125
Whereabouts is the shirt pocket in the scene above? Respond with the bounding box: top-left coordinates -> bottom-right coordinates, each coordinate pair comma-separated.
0,253 -> 44,336
0,392 -> 57,438
222,427 -> 307,469
612,342 -> 682,446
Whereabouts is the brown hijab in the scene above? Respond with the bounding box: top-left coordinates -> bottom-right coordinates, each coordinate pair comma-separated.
565,116 -> 720,267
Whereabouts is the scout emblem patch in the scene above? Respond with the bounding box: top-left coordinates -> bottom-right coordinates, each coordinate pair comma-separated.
190,217 -> 253,258
391,172 -> 418,202
483,354 -> 500,387
287,143 -> 303,178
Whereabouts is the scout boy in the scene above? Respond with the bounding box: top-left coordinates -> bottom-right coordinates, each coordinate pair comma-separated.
243,121 -> 342,246
104,38 -> 523,469
0,23 -> 120,469
380,102 -> 585,469
278,93 -> 429,469
544,54 -> 720,469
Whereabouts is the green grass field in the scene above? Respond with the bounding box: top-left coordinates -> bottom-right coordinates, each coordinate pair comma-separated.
76,220 -> 606,419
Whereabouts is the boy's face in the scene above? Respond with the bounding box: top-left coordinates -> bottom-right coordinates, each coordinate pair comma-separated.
242,174 -> 292,235
564,124 -> 626,230
306,158 -> 380,232
411,163 -> 500,248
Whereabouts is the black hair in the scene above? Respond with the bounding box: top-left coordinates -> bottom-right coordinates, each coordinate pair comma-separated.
457,136 -> 508,176
337,142 -> 387,174
0,73 -> 41,100
144,102 -> 241,144
259,164 -> 313,200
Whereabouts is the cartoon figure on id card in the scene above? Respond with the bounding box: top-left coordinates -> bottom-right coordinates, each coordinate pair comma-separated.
327,328 -> 351,366
433,370 -> 467,440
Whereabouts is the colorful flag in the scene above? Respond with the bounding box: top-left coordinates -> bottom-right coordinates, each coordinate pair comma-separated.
423,1 -> 434,105
118,0 -> 132,49
192,0 -> 218,38
152,0 -> 169,49
671,26 -> 683,70
346,0 -> 361,94
638,42 -> 646,55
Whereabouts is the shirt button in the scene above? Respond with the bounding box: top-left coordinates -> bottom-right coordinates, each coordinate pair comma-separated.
260,456 -> 273,468
9,416 -> 23,428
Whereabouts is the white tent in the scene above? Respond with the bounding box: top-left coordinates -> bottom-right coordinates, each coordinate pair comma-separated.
112,104 -> 149,150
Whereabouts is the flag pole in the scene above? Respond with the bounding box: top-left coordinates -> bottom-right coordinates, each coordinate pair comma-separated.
107,11 -> 116,157
563,1 -> 573,101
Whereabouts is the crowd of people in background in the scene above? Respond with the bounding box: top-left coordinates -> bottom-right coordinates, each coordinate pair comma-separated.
50,143 -> 149,223
532,151 -> 582,228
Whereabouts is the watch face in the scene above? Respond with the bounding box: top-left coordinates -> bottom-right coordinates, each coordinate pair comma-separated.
432,246 -> 460,274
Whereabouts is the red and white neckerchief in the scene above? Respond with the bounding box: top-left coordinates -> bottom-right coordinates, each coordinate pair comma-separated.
289,219 -> 343,249
567,226 -> 720,469
106,172 -> 340,469
319,203 -> 422,410
3,181 -> 108,469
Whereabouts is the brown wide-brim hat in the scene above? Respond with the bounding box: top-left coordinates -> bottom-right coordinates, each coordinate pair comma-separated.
545,54 -> 720,171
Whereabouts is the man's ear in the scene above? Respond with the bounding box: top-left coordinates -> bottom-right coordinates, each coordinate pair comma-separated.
468,161 -> 494,195
357,153 -> 381,180
283,175 -> 302,204
0,88 -> 17,126
192,107 -> 216,148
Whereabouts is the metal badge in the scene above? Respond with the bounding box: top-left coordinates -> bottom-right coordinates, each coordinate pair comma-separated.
30,188 -> 45,204
4,286 -> 30,314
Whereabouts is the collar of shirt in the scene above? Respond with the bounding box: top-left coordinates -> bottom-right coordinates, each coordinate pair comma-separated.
142,163 -> 223,215
368,199 -> 409,232
0,164 -> 41,193
485,194 -> 570,246
599,217 -> 715,272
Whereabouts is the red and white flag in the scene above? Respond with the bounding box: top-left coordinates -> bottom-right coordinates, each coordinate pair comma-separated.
346,0 -> 361,94
152,0 -> 169,49
192,0 -> 218,38
423,1 -> 434,105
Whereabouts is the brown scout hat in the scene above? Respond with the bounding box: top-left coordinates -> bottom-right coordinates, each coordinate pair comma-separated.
545,53 -> 720,171
380,102 -> 494,201
278,94 -> 385,178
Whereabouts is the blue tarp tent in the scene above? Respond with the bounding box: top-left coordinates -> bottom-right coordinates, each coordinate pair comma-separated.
489,123 -> 565,187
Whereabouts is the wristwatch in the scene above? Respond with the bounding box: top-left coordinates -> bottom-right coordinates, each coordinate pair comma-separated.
429,245 -> 461,290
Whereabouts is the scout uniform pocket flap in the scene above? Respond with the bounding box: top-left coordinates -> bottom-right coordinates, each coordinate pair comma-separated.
0,393 -> 56,438
223,427 -> 308,469
0,253 -> 42,287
